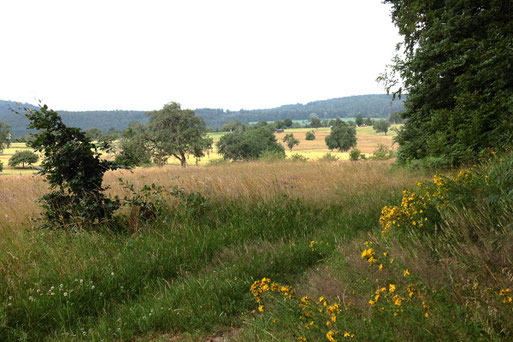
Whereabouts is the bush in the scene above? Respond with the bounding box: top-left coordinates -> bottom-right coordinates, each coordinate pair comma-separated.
23,104 -> 120,228
319,153 -> 339,162
305,131 -> 315,140
290,153 -> 309,162
0,161 -> 3,172
259,150 -> 286,161
370,144 -> 395,160
349,149 -> 361,161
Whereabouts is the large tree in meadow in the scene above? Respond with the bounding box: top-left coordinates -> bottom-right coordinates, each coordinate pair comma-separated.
381,0 -> 513,166
146,102 -> 212,167
325,119 -> 357,152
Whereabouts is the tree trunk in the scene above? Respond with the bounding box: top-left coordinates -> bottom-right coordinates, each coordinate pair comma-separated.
180,153 -> 187,168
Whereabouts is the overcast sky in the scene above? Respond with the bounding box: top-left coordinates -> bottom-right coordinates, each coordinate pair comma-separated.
0,0 -> 401,111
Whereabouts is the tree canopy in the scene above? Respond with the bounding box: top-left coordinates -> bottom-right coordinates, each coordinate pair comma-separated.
383,0 -> 513,166
145,102 -> 212,167
217,126 -> 285,161
373,120 -> 391,136
325,119 -> 357,152
8,150 -> 38,168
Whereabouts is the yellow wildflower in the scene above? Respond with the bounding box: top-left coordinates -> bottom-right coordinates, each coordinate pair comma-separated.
389,284 -> 396,293
403,269 -> 410,276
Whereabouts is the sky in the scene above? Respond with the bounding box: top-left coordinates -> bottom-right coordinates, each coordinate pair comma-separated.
0,0 -> 401,111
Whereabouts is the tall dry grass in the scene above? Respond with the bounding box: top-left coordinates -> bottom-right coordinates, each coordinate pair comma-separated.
0,160 -> 421,229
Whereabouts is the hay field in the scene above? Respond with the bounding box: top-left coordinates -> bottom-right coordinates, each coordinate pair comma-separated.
0,159 -> 417,228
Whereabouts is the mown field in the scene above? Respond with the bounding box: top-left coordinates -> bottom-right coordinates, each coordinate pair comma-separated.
1,151 -> 512,341
0,126 -> 399,174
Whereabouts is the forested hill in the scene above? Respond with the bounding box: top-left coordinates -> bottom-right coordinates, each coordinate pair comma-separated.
196,94 -> 404,127
0,94 -> 403,137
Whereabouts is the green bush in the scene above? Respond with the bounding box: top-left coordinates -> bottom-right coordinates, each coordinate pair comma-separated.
23,104 -> 120,228
305,131 -> 315,140
290,153 -> 309,162
0,161 -> 3,172
259,150 -> 286,161
349,149 -> 361,161
319,153 -> 339,162
370,144 -> 395,160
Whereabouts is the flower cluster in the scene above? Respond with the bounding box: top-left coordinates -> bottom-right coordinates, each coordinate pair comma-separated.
250,277 -> 294,312
499,288 -> 512,304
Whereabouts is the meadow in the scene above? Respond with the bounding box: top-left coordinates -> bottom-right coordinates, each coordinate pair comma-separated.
1,128 -> 512,341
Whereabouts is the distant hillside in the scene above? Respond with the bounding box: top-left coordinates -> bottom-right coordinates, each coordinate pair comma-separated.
196,94 -> 404,128
0,94 -> 403,137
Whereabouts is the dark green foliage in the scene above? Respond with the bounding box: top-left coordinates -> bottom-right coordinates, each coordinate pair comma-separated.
373,119 -> 391,135
0,161 -> 3,172
305,131 -> 315,140
325,119 -> 357,152
217,126 -> 285,161
84,127 -> 103,140
383,0 -> 513,166
355,114 -> 364,126
0,121 -> 11,153
145,102 -> 212,167
114,126 -> 152,168
282,133 -> 299,151
283,118 -> 293,128
221,120 -> 245,132
8,150 -> 38,168
349,149 -> 361,161
23,105 -> 119,227
364,117 -> 373,126
388,112 -> 404,124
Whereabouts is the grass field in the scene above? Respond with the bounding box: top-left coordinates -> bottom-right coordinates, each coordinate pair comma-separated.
1,150 -> 513,341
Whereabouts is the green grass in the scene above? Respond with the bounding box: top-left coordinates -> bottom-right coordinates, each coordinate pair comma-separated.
1,153 -> 512,341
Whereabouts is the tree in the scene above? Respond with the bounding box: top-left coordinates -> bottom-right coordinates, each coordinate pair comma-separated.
305,131 -> 315,140
310,114 -> 322,129
282,133 -> 299,152
22,104 -> 119,226
217,126 -> 285,161
355,114 -> 364,126
364,117 -> 373,126
115,125 -> 152,167
0,122 -> 11,153
325,119 -> 357,152
221,120 -> 245,132
388,112 -> 404,124
146,102 -> 212,167
84,127 -> 103,141
8,150 -> 38,168
283,118 -> 293,128
373,120 -> 391,136
274,120 -> 286,129
382,0 -> 513,165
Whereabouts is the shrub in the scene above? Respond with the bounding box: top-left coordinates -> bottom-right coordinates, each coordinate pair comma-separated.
23,104 -> 120,228
217,126 -> 285,161
0,161 -> 3,172
370,144 -> 395,160
349,149 -> 361,161
290,153 -> 309,162
319,153 -> 339,162
305,131 -> 315,140
259,150 -> 286,161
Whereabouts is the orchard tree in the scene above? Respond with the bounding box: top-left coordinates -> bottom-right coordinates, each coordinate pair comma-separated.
282,133 -> 299,152
8,150 -> 39,168
217,126 -> 285,161
381,0 -> 513,165
146,102 -> 212,167
355,114 -> 364,127
373,120 -> 391,136
325,119 -> 357,152
221,120 -> 245,133
0,122 -> 11,153
283,118 -> 293,128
